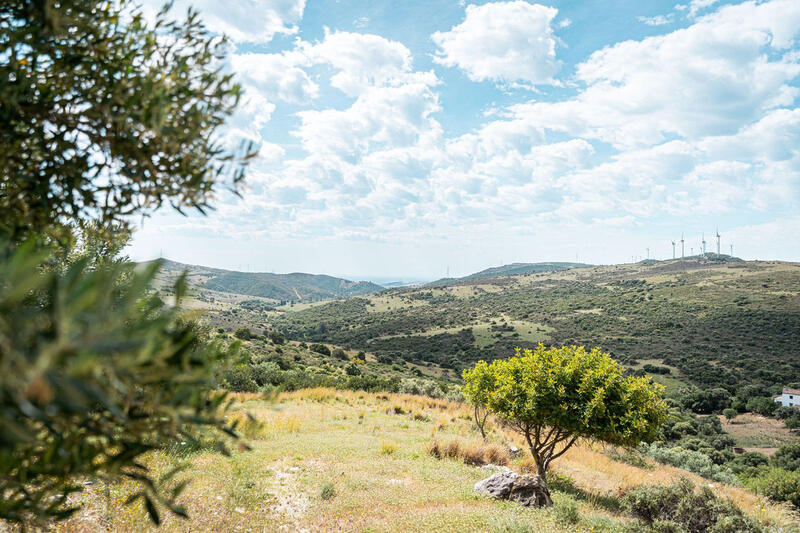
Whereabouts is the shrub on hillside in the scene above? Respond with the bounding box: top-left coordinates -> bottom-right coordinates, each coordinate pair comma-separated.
624,478 -> 762,532
268,330 -> 286,345
332,348 -> 347,360
398,378 -> 445,398
746,396 -> 776,416
644,443 -> 738,484
223,366 -> 259,393
234,327 -> 252,340
744,467 -> 800,508
771,444 -> 800,472
310,343 -> 331,356
345,362 -> 362,376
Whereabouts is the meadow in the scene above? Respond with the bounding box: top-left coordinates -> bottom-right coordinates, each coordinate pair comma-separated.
49,389 -> 799,533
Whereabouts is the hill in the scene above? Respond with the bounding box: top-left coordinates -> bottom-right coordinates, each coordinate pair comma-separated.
150,259 -> 384,303
268,257 -> 800,391
462,261 -> 592,280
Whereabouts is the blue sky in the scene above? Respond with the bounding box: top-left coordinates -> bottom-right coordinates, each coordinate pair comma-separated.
129,0 -> 800,280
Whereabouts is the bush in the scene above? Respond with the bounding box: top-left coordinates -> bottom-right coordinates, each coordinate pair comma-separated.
644,443 -> 739,484
553,494 -> 580,525
344,362 -> 361,376
745,467 -> 800,508
319,483 -> 336,501
223,366 -> 259,393
234,328 -> 252,340
310,343 -> 331,356
268,330 -> 286,345
332,348 -> 347,360
746,396 -> 776,416
771,444 -> 800,472
722,408 -> 737,421
398,378 -> 446,399
624,478 -> 762,532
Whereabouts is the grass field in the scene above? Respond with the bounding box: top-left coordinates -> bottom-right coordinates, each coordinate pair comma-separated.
50,389 -> 798,532
722,413 -> 800,452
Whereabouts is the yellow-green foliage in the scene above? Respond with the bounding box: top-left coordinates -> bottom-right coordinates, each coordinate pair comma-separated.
464,344 -> 668,447
463,345 -> 668,481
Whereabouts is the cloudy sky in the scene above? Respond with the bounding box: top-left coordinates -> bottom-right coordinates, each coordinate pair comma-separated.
128,0 -> 800,280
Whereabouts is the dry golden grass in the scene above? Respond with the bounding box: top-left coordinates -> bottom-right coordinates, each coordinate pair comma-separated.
35,387 -> 799,533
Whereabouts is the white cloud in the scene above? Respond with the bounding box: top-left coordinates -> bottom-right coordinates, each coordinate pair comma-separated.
230,51 -> 318,103
307,31 -> 416,96
432,1 -> 561,86
508,0 -> 800,148
142,0 -> 306,43
639,15 -> 673,26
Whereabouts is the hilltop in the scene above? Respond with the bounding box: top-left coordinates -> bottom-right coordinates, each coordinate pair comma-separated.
148,259 -> 384,303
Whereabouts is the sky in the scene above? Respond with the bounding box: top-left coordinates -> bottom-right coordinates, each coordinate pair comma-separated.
128,0 -> 800,281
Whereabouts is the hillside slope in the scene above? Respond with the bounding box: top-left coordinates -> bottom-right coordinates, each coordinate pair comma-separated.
150,259 -> 384,302
269,258 -> 800,390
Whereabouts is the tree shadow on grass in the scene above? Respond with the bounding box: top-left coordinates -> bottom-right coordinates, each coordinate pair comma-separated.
546,472 -> 624,514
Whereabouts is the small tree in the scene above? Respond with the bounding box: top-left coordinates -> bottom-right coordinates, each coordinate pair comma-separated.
463,345 -> 667,502
722,408 -> 738,422
234,327 -> 252,340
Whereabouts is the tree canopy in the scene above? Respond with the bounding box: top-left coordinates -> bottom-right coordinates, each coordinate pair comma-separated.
0,0 -> 254,242
463,345 -> 667,488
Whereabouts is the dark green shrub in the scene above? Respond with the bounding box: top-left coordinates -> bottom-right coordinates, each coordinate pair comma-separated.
223,366 -> 259,392
268,330 -> 286,345
234,328 -> 252,340
624,478 -> 761,532
771,444 -> 800,471
310,343 -> 331,356
332,348 -> 347,360
746,396 -> 776,416
345,362 -> 362,376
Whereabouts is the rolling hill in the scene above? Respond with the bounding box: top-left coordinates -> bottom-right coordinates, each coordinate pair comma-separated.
268,256 -> 800,391
150,259 -> 384,302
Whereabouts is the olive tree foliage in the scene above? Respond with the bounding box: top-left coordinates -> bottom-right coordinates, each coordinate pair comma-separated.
0,0 -> 256,525
0,0 -> 254,242
0,247 -> 241,524
463,345 -> 667,485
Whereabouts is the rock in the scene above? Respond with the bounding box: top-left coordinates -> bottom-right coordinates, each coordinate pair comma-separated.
474,471 -> 518,499
509,445 -> 521,455
508,474 -> 552,507
474,471 -> 552,507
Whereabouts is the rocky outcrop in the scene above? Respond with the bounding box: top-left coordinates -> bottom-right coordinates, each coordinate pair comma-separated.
474,471 -> 552,507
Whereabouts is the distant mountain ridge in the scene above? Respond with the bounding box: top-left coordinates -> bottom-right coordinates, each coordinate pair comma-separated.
427,262 -> 592,286
152,259 -> 384,302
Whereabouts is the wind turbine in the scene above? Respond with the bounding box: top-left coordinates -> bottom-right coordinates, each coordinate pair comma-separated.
671,240 -> 676,259
646,247 -> 650,260
680,233 -> 685,259
730,243 -> 733,256
701,232 -> 707,256
716,227 -> 721,255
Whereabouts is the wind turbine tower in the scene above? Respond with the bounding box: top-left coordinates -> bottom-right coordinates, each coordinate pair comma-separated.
646,247 -> 650,260
716,227 -> 721,255
730,244 -> 733,256
701,233 -> 707,256
680,233 -> 685,259
671,240 -> 676,259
